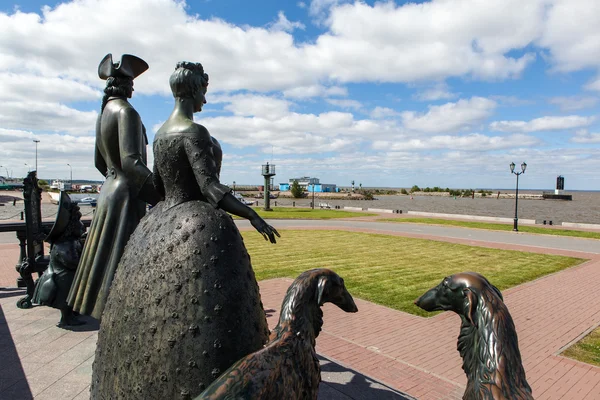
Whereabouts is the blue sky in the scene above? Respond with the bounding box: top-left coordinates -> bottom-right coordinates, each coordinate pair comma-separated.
0,0 -> 599,190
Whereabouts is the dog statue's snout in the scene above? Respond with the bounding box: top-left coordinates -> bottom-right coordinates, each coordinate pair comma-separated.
414,287 -> 438,312
340,290 -> 358,313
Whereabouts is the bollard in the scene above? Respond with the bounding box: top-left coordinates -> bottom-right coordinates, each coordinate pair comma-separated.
293,201 -> 295,207
549,221 -> 553,225
21,211 -> 24,220
13,199 -> 16,206
543,220 -> 546,225
255,201 -> 259,206
274,201 -> 277,206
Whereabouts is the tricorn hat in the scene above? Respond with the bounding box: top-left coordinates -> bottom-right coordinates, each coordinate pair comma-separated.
98,53 -> 149,80
46,191 -> 73,243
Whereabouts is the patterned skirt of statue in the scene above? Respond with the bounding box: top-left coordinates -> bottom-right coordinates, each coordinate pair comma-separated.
91,200 -> 269,400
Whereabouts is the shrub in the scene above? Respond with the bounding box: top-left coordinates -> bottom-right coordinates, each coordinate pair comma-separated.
358,189 -> 374,200
400,188 -> 409,195
290,180 -> 304,198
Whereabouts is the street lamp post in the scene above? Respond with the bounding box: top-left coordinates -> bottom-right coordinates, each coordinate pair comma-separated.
312,183 -> 315,209
0,165 -> 8,178
509,161 -> 527,232
67,163 -> 73,186
33,139 -> 40,172
24,163 -> 30,173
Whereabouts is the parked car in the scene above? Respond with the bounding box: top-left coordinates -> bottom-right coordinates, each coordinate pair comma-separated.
234,193 -> 255,206
77,196 -> 97,207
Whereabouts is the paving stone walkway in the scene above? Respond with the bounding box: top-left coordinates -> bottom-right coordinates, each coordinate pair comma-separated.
1,222 -> 600,399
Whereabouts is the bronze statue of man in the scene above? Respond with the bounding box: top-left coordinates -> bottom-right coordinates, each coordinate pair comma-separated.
67,53 -> 162,320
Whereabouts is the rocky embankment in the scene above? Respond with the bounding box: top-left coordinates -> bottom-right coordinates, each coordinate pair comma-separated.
239,191 -> 369,200
238,190 -> 543,201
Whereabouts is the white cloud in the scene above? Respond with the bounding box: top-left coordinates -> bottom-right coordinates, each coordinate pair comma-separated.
537,0 -> 600,73
0,101 -> 96,135
548,96 -> 598,111
212,94 -> 292,120
197,100 -> 401,155
0,73 -> 100,102
268,11 -> 305,33
490,95 -> 536,107
370,107 -> 400,119
0,0 -> 581,101
400,97 -> 497,134
308,0 -> 347,19
0,128 -> 97,179
283,85 -> 347,99
414,83 -> 457,101
490,115 -> 595,132
584,77 -> 600,92
326,98 -> 362,110
0,1 -> 316,94
309,0 -> 542,83
1,0 -> 600,187
571,129 -> 600,143
373,133 -> 540,151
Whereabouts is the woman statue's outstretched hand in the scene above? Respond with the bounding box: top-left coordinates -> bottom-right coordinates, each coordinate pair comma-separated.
250,215 -> 280,244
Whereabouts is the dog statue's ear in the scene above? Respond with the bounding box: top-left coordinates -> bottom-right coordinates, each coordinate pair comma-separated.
316,276 -> 329,306
489,282 -> 503,301
463,288 -> 478,328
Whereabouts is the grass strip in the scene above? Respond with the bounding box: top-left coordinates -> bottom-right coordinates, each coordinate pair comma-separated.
232,207 -> 376,220
243,230 -> 585,317
380,218 -> 600,240
562,327 -> 600,367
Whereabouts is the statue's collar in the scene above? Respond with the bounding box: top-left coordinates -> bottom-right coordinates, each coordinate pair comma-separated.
107,95 -> 128,102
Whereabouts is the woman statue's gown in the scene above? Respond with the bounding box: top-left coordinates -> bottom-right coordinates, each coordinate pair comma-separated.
91,130 -> 270,399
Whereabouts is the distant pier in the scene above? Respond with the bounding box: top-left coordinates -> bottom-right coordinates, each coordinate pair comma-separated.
542,191 -> 573,201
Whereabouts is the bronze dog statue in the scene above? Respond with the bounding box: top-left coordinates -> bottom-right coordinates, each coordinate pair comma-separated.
196,268 -> 358,400
415,272 -> 533,400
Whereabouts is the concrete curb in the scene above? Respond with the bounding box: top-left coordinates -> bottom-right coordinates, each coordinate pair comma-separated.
405,211 -> 537,225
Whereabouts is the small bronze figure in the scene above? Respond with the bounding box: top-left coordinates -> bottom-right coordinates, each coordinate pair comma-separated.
197,269 -> 358,400
415,272 -> 533,400
15,171 -> 49,309
67,53 -> 162,320
91,61 -> 279,400
32,192 -> 85,327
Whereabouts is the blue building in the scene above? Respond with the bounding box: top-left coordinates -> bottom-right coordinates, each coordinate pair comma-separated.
280,177 -> 338,193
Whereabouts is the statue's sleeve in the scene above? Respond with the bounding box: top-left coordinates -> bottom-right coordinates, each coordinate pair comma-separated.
183,129 -> 231,208
118,107 -> 161,205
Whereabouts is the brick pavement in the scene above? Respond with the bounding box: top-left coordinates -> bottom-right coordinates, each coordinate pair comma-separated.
1,227 -> 600,399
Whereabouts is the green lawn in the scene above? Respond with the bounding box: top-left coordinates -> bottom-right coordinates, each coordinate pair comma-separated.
243,230 -> 585,317
380,218 -> 600,240
233,207 -> 376,219
563,327 -> 600,367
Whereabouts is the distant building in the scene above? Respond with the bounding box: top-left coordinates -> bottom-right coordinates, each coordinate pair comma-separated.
280,176 -> 338,193
50,180 -> 72,191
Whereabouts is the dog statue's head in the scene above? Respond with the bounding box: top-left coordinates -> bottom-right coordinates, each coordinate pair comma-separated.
414,272 -> 503,326
276,269 -> 358,341
314,269 -> 358,313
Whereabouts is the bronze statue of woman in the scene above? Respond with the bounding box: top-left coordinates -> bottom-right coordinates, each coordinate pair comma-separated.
67,54 -> 162,320
92,62 -> 279,399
